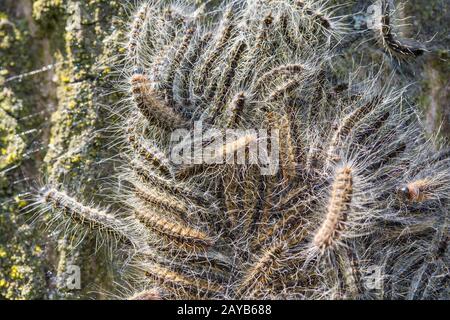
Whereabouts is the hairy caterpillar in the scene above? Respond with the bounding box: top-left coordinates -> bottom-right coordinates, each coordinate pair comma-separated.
143,264 -> 223,298
397,178 -> 436,203
194,8 -> 235,96
126,126 -> 174,177
326,96 -> 382,167
39,188 -> 142,247
237,242 -> 287,297
376,0 -> 426,58
127,3 -> 149,64
164,27 -> 196,112
313,165 -> 353,251
130,71 -> 186,129
208,40 -> 247,123
134,207 -> 213,248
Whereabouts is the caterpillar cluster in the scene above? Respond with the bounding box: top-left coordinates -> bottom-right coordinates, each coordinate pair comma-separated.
33,0 -> 449,300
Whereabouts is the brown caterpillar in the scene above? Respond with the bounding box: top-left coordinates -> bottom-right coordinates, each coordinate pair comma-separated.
194,8 -> 235,95
164,27 -> 195,111
236,242 -> 286,297
280,14 -> 297,50
219,104 -> 249,223
209,40 -> 247,123
130,71 -> 185,129
41,188 -> 137,245
134,208 -> 213,247
222,166 -> 241,226
251,200 -> 310,253
134,184 -> 190,220
250,175 -> 276,246
144,264 -> 223,297
242,173 -> 268,237
131,159 -> 210,207
313,165 -> 353,251
244,224 -> 311,296
126,127 -> 173,177
127,4 -> 149,62
161,7 -> 187,43
397,178 -> 436,203
240,13 -> 274,86
378,0 -> 425,58
178,133 -> 257,174
267,77 -> 303,102
326,96 -> 381,166
267,111 -> 297,181
241,165 -> 263,226
178,32 -> 213,112
253,64 -> 305,95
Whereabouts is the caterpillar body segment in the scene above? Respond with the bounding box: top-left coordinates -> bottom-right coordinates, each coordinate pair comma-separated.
313,165 -> 353,251
164,27 -> 196,113
134,206 -> 213,248
143,264 -> 225,299
39,188 -> 145,247
130,71 -> 186,129
207,39 -> 248,124
125,127 -> 174,178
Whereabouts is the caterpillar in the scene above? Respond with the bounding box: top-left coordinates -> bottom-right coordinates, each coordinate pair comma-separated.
236,242 -> 286,297
253,64 -> 306,95
134,207 -> 213,248
40,188 -> 141,246
313,165 -> 353,251
208,39 -> 247,123
130,158 -> 211,207
130,70 -> 186,129
377,0 -> 426,58
267,77 -> 304,102
326,96 -> 382,166
397,178 -> 436,203
126,127 -> 174,177
240,13 -> 274,86
267,111 -> 297,182
143,264 -> 224,298
127,3 -> 149,64
164,27 -> 195,112
133,183 -> 191,220
194,8 -> 235,95
178,32 -> 213,114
